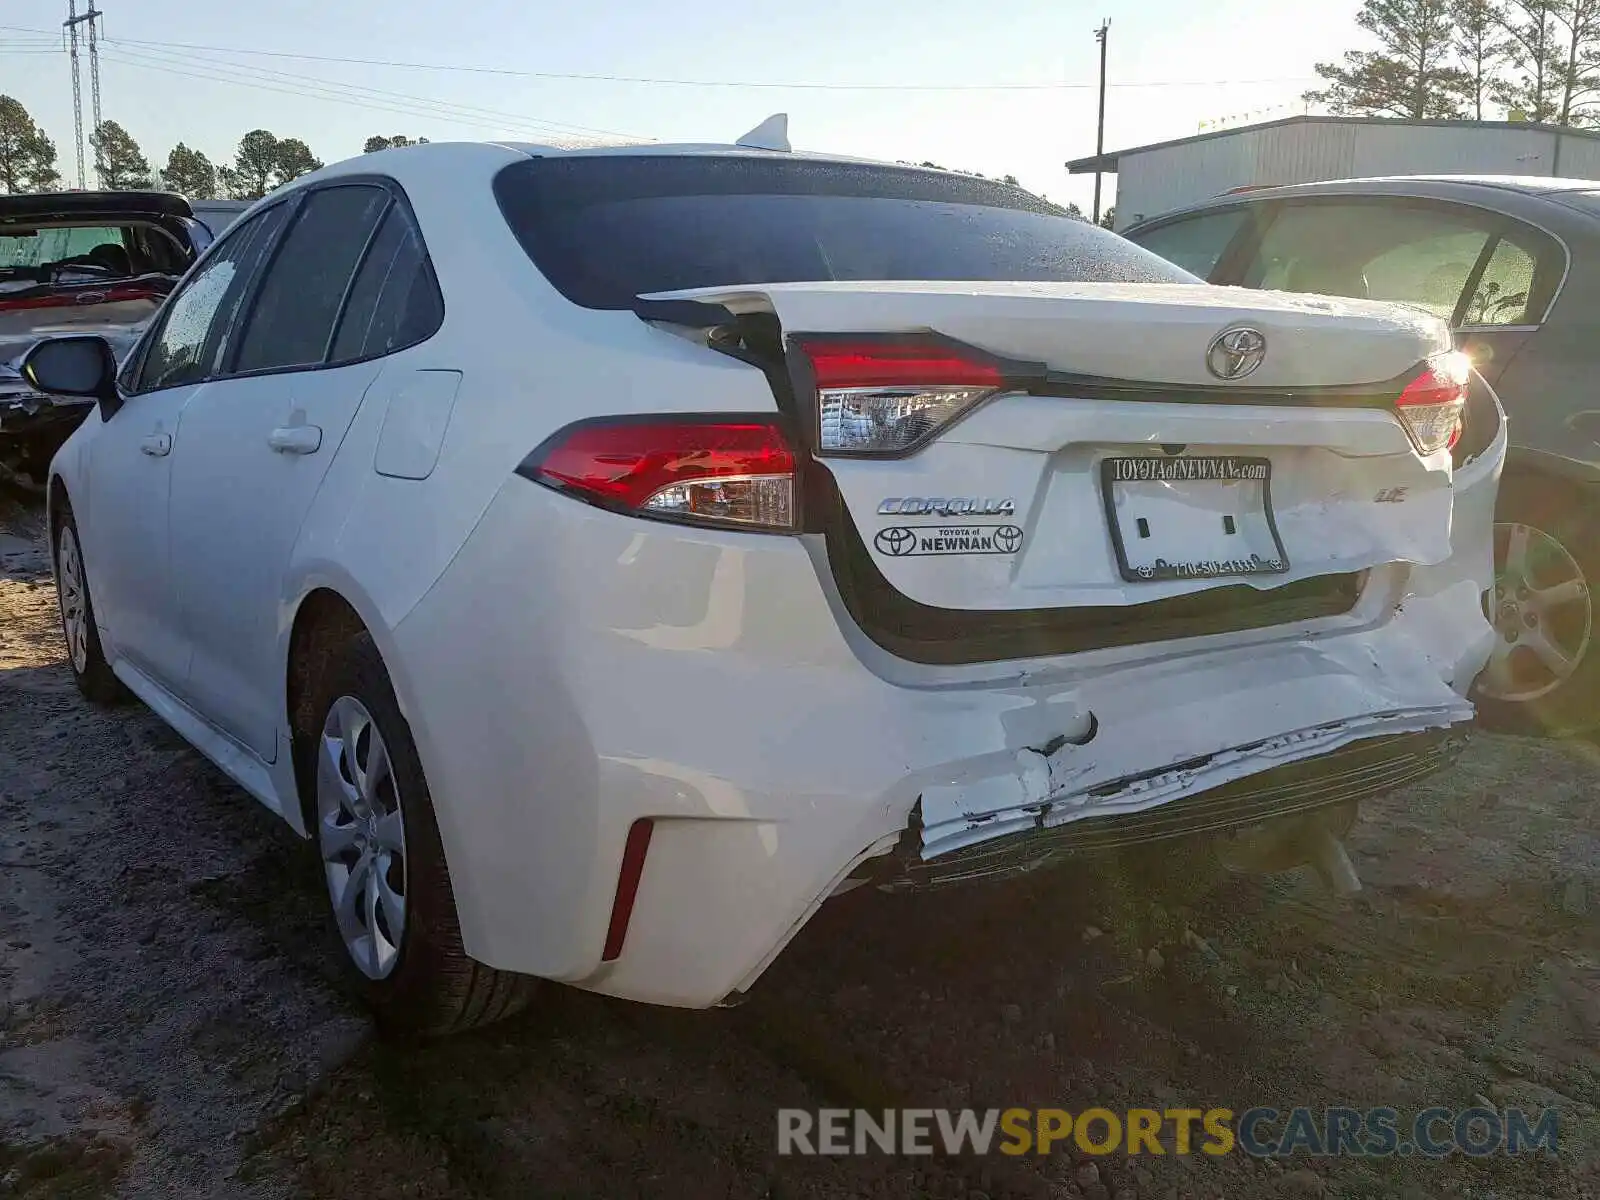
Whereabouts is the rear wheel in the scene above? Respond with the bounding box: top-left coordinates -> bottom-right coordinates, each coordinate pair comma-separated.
53,503 -> 128,705
310,633 -> 537,1038
1473,473 -> 1600,735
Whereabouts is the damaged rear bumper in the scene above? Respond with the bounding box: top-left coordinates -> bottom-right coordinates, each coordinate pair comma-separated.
907,632 -> 1477,863
870,729 -> 1466,889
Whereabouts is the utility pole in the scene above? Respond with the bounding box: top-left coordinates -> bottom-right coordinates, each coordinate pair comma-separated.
63,1 -> 103,188
1094,18 -> 1107,227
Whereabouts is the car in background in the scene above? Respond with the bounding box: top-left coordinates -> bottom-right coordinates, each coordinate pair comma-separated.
1125,177 -> 1600,734
22,138 -> 1501,1035
0,191 -> 213,491
190,199 -> 252,238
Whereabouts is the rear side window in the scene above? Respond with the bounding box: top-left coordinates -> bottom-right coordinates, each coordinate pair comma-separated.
1240,200 -> 1561,326
329,205 -> 443,363
1462,236 -> 1537,326
232,185 -> 390,373
1128,210 -> 1247,280
494,156 -> 1197,310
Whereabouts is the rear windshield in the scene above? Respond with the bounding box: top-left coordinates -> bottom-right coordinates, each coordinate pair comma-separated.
0,225 -> 126,271
494,155 -> 1197,310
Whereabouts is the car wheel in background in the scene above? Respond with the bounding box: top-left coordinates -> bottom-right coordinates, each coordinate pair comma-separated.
52,502 -> 128,705
311,632 -> 537,1038
1473,472 -> 1600,736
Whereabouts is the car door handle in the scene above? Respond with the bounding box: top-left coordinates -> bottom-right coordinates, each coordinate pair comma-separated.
139,432 -> 172,457
268,425 -> 323,455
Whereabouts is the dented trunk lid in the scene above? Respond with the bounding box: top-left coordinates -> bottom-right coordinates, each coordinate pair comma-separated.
648,279 -> 1457,618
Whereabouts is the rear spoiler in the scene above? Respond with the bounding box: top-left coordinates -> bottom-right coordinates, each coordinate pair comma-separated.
0,191 -> 195,223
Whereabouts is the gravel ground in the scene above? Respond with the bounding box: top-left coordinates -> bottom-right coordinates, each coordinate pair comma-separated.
2,492 -> 1598,1200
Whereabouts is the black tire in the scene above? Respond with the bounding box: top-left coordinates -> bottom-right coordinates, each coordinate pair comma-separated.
309,632 -> 538,1039
1473,471 -> 1600,736
51,500 -> 129,705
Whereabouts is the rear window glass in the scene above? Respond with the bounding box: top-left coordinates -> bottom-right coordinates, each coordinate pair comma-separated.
0,225 -> 125,270
494,156 -> 1197,310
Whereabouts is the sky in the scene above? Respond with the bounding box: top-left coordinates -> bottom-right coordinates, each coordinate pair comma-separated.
2,0 -> 1365,211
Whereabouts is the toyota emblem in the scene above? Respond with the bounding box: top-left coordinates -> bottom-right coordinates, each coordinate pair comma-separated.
874,527 -> 917,556
1205,327 -> 1267,380
993,525 -> 1024,553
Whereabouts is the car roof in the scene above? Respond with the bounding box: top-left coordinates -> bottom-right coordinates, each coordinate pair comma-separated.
1128,174 -> 1600,232
284,135 -> 1021,196
0,190 -> 194,223
1241,174 -> 1600,195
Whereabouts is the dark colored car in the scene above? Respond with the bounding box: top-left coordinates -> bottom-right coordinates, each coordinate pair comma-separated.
1125,176 -> 1600,736
0,191 -> 214,491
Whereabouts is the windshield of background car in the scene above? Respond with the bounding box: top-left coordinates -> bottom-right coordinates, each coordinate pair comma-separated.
0,224 -> 127,272
493,155 -> 1199,310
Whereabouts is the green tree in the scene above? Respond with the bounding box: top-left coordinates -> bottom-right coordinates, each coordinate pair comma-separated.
272,137 -> 323,184
1498,0 -> 1563,120
362,134 -> 429,153
1453,0 -> 1513,117
218,129 -> 281,200
1098,205 -> 1116,230
1309,0 -> 1468,117
162,143 -> 217,198
0,95 -> 61,193
1552,0 -> 1600,124
91,120 -> 152,190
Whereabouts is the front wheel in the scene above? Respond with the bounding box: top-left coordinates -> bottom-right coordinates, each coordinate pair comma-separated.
310,633 -> 538,1038
1472,473 -> 1599,735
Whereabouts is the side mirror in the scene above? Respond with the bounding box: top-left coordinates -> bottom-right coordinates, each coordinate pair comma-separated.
21,335 -> 122,419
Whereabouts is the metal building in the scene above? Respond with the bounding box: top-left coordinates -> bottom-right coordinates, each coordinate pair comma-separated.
1066,115 -> 1600,231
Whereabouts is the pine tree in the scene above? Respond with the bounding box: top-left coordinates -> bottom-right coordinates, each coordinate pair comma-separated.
218,130 -> 281,200
1553,0 -> 1600,124
272,138 -> 322,185
162,143 -> 217,199
1453,0 -> 1513,117
91,120 -> 153,190
1309,0 -> 1469,117
0,95 -> 61,193
1499,0 -> 1564,120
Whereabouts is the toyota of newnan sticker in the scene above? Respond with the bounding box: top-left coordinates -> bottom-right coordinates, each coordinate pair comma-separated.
874,525 -> 1024,557
1107,456 -> 1267,483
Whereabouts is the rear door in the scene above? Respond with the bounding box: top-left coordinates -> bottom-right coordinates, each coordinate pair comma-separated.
165,183 -> 396,760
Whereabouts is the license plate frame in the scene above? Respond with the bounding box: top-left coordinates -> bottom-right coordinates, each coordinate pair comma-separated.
1099,455 -> 1291,583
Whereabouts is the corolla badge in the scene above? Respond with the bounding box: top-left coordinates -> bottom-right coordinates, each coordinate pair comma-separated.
877,497 -> 1016,517
1205,327 -> 1267,380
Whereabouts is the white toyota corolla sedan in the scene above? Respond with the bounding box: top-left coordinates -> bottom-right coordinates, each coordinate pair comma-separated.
20,130 -> 1505,1036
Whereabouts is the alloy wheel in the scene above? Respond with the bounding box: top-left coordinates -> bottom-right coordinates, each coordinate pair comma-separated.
1478,521 -> 1592,704
56,525 -> 90,675
317,695 -> 409,980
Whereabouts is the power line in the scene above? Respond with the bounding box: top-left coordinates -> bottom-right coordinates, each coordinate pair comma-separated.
97,49 -> 645,143
109,41 -> 643,138
1,24 -> 1318,91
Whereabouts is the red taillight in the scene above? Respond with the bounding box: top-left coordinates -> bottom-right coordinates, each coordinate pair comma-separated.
795,335 -> 1033,456
799,339 -> 1005,389
601,818 -> 654,962
1395,351 -> 1470,455
519,416 -> 797,530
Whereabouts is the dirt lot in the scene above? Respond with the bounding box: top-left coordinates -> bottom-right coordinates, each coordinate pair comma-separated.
2,491 -> 1598,1200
